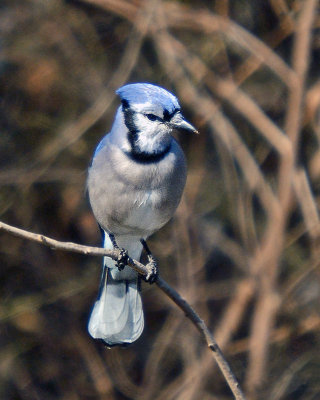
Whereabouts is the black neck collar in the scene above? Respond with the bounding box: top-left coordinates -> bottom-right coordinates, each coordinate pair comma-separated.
124,143 -> 171,164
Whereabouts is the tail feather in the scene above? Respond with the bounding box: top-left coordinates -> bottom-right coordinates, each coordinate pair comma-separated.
88,232 -> 144,346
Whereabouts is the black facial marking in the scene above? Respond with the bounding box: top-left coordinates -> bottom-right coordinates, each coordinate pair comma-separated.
163,108 -> 180,122
122,99 -> 141,155
145,113 -> 158,121
122,100 -> 139,135
163,109 -> 171,122
121,99 -> 129,109
121,99 -> 172,164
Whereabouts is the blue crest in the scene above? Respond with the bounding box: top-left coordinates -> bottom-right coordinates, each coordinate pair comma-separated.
116,83 -> 180,114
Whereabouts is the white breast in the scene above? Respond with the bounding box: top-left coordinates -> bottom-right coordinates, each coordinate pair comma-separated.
123,189 -> 167,236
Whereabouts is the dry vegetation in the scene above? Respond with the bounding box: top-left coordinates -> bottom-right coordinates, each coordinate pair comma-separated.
1,0 -> 320,399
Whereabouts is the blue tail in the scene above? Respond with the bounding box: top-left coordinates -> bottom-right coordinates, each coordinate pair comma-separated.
88,230 -> 144,346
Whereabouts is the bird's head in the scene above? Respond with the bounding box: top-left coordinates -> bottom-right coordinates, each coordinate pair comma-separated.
113,83 -> 197,162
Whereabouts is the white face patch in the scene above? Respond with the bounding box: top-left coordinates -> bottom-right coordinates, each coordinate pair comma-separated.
133,112 -> 172,154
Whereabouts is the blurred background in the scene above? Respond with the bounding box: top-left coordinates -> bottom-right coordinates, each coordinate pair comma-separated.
0,0 -> 320,399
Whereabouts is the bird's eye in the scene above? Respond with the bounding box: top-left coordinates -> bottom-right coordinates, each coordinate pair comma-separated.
145,114 -> 158,121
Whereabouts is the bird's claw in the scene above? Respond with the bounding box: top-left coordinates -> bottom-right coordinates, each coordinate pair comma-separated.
108,233 -> 129,271
116,248 -> 129,271
143,256 -> 158,284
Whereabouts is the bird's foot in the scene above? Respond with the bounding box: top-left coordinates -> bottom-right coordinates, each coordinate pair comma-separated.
143,255 -> 158,283
140,239 -> 158,284
109,233 -> 129,271
116,248 -> 129,271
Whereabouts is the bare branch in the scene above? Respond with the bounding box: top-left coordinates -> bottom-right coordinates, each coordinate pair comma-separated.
0,220 -> 246,400
246,0 -> 318,395
0,220 -> 146,276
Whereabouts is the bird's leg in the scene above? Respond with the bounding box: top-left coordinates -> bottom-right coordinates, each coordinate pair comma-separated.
140,239 -> 158,283
108,233 -> 129,271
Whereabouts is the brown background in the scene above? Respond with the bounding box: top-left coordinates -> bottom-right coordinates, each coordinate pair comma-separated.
0,1 -> 319,399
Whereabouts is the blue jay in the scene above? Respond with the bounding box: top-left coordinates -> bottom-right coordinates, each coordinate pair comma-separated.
87,83 -> 197,346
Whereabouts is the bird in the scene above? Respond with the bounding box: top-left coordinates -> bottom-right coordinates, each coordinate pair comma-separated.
87,83 -> 198,346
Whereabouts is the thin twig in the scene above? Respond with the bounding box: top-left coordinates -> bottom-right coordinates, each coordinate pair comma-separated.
0,220 -> 246,400
156,278 -> 246,400
246,0 -> 317,395
0,220 -> 146,276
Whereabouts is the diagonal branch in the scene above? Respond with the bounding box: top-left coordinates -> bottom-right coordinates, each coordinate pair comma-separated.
0,220 -> 246,400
